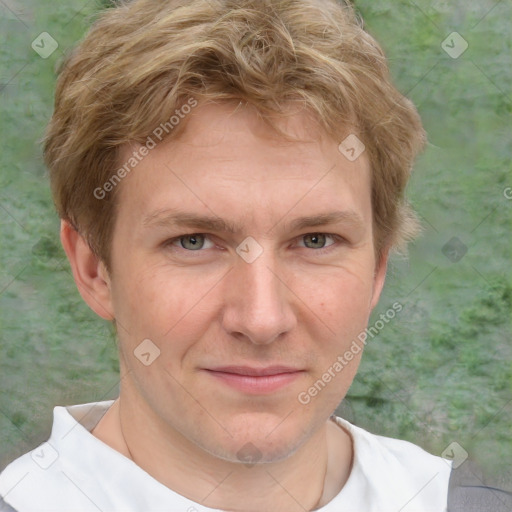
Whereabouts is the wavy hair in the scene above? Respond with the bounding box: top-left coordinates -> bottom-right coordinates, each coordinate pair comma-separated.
44,0 -> 425,270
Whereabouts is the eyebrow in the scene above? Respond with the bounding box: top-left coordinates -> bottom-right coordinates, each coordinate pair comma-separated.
143,210 -> 238,233
286,211 -> 364,232
142,209 -> 365,233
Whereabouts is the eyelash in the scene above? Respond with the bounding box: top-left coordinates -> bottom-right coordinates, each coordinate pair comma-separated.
163,233 -> 344,255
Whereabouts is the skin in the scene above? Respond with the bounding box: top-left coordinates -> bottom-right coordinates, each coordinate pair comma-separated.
61,102 -> 388,511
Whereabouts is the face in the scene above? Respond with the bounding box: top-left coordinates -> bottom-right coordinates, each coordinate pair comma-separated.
104,102 -> 386,463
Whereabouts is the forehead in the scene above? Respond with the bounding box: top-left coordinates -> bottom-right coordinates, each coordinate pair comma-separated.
115,102 -> 372,233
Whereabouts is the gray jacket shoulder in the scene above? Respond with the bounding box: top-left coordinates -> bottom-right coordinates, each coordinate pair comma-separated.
448,462 -> 512,512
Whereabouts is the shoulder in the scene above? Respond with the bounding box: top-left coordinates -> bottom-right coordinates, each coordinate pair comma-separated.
0,444 -> 79,512
332,416 -> 451,510
447,461 -> 512,512
0,436 -> 101,512
332,416 -> 512,511
0,402 -> 116,512
335,415 -> 452,479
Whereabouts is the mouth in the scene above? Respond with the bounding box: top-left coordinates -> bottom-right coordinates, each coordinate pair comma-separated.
202,366 -> 305,394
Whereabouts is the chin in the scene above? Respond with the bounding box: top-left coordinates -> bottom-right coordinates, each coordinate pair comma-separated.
206,436 -> 302,465
200,415 -> 311,465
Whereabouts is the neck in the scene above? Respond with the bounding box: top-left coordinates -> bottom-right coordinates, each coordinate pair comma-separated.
93,396 -> 352,512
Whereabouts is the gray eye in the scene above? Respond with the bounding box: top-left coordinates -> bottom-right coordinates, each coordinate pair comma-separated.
179,234 -> 205,250
303,233 -> 327,249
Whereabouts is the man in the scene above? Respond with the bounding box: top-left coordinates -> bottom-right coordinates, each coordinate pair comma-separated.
1,0 -> 508,510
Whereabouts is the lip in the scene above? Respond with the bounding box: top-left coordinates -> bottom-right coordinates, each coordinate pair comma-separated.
203,366 -> 304,394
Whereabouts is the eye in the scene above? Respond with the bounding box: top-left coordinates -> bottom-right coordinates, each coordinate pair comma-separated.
171,234 -> 214,251
300,233 -> 336,249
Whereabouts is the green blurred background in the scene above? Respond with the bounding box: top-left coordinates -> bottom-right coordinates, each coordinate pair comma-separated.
1,0 -> 510,487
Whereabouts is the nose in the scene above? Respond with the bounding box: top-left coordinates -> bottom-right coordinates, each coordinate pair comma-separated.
221,249 -> 297,345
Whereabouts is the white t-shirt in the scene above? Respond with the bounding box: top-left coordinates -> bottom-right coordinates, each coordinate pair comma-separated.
0,401 -> 451,511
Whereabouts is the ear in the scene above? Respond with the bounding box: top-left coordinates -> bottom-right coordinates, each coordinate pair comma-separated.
60,220 -> 114,320
369,248 -> 389,311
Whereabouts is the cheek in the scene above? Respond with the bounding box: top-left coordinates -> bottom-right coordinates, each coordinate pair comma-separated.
111,262 -> 222,347
296,265 -> 374,337
296,271 -> 373,408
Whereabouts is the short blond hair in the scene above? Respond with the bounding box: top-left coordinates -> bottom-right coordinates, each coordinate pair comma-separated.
44,0 -> 424,270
